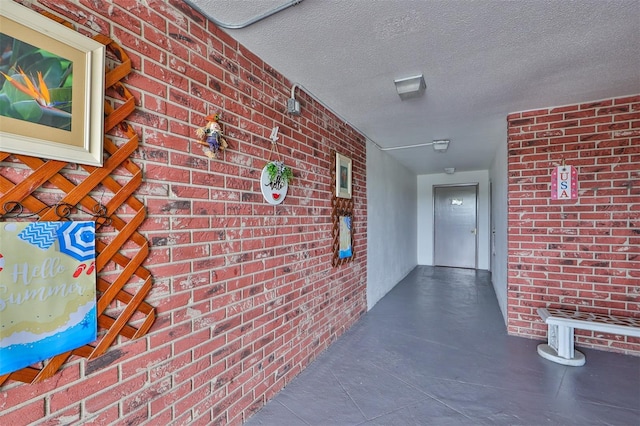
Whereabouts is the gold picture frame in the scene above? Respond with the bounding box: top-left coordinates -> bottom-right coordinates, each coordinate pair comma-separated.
0,3 -> 105,166
335,152 -> 352,199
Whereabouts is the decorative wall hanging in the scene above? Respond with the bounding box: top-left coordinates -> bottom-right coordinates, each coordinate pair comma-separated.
335,152 -> 352,199
195,113 -> 228,159
551,160 -> 578,200
0,3 -> 105,166
338,214 -> 353,259
260,126 -> 293,205
331,150 -> 354,267
0,23 -> 155,387
0,221 -> 97,376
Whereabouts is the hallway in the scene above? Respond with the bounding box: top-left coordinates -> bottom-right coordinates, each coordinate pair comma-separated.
246,266 -> 640,425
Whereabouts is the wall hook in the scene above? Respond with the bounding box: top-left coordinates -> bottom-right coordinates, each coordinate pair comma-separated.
270,126 -> 279,144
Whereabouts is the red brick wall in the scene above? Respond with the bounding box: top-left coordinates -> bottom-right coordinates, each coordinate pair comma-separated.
1,1 -> 367,424
507,95 -> 640,355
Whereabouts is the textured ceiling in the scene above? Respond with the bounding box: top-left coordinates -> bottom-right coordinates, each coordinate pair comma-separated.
186,0 -> 640,175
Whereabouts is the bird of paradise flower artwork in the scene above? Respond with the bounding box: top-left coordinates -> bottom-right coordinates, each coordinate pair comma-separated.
0,34 -> 73,131
2,67 -> 53,107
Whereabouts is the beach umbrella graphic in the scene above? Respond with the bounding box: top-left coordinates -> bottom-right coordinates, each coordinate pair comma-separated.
56,222 -> 96,262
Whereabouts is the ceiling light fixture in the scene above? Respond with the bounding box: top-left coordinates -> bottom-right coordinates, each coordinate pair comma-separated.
444,167 -> 455,174
394,74 -> 426,100
432,140 -> 449,152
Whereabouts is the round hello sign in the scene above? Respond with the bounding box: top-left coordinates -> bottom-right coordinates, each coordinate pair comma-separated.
260,161 -> 292,205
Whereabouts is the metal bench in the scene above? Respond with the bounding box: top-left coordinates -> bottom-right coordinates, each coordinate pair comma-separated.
537,307 -> 640,366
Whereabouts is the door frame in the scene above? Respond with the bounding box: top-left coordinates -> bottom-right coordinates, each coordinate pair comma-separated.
432,183 -> 479,269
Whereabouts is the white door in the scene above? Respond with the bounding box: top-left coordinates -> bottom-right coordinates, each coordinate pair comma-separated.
434,185 -> 478,268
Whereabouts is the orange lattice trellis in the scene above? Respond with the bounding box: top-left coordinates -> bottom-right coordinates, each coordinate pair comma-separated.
331,151 -> 355,267
0,27 -> 155,386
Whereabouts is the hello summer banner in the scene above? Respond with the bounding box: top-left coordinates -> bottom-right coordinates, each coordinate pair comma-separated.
0,221 -> 97,375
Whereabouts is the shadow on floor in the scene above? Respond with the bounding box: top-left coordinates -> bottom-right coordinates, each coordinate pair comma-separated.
246,266 -> 640,425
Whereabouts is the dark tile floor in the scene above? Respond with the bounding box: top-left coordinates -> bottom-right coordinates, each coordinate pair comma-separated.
245,266 -> 640,425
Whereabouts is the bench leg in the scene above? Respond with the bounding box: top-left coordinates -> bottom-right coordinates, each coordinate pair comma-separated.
537,323 -> 586,366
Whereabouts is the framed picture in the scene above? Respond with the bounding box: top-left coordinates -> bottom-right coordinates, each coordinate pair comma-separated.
338,214 -> 353,259
0,3 -> 105,166
335,152 -> 352,199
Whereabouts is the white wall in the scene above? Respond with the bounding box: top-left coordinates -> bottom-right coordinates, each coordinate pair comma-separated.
489,139 -> 509,322
417,170 -> 491,270
366,141 -> 417,310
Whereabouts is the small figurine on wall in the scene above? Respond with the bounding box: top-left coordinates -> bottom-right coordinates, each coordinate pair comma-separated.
195,113 -> 228,159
